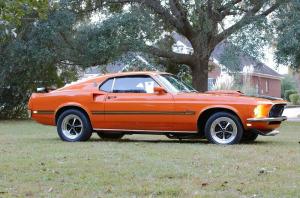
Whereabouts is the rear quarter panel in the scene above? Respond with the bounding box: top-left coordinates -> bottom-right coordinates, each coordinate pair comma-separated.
28,80 -> 105,127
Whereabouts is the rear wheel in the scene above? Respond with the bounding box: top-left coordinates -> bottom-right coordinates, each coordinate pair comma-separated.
57,109 -> 92,142
97,132 -> 124,140
205,112 -> 243,145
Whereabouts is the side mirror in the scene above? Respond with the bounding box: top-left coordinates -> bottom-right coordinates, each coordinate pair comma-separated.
154,87 -> 166,95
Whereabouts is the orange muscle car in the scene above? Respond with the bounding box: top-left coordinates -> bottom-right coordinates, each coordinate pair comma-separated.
28,72 -> 287,144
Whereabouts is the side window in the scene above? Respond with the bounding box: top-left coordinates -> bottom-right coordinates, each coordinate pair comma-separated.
100,78 -> 114,92
113,76 -> 159,93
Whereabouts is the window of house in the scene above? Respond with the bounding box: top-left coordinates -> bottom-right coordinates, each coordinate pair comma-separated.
266,80 -> 269,93
255,83 -> 259,94
113,76 -> 159,93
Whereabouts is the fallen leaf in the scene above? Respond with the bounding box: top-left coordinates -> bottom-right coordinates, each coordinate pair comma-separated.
221,181 -> 228,187
201,183 -> 208,187
258,168 -> 266,175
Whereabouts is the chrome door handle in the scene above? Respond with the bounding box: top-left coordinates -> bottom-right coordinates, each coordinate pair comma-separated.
107,96 -> 117,99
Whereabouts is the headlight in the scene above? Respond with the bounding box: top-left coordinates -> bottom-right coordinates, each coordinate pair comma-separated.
254,105 -> 268,118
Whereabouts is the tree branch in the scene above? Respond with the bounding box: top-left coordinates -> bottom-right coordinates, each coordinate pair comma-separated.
144,45 -> 194,65
218,0 -> 243,12
107,0 -> 183,31
169,0 -> 194,37
215,2 -> 281,43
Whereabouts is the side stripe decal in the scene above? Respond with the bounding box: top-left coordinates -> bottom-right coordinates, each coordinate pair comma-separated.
91,111 -> 195,115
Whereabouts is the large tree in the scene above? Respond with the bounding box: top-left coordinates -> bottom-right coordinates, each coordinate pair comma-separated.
87,0 -> 288,91
275,0 -> 300,71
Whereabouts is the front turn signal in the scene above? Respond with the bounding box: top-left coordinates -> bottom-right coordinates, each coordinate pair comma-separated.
254,105 -> 269,118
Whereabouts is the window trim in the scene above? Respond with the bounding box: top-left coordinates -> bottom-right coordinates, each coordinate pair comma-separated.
98,74 -> 164,94
99,78 -> 114,93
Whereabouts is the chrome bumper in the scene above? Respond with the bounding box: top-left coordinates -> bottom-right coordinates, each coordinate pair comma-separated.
247,116 -> 287,122
249,129 -> 280,136
27,110 -> 32,118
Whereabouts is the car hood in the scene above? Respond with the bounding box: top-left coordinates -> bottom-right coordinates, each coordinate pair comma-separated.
203,90 -> 286,105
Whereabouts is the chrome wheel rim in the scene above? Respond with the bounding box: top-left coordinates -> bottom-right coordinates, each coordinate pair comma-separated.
61,114 -> 83,140
210,117 -> 237,144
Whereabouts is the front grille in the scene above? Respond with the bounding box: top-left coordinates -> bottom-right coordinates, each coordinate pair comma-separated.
269,104 -> 286,117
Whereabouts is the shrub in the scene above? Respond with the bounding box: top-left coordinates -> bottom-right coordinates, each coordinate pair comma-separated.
284,89 -> 298,101
212,74 -> 235,90
281,75 -> 297,98
289,94 -> 300,105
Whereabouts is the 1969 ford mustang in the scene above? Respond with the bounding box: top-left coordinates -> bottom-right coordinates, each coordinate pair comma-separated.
28,72 -> 287,144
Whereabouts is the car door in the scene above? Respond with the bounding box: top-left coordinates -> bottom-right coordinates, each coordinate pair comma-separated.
102,75 -> 174,131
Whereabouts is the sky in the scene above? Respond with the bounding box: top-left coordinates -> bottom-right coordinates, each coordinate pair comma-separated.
263,47 -> 288,75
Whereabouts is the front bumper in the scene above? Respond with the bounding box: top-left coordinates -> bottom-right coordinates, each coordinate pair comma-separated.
27,110 -> 32,118
247,116 -> 287,122
249,128 -> 280,136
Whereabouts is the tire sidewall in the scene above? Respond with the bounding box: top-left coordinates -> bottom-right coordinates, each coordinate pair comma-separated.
57,109 -> 92,142
205,112 -> 244,145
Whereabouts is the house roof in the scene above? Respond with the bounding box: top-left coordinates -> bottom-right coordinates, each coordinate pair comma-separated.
171,32 -> 282,79
211,42 -> 282,78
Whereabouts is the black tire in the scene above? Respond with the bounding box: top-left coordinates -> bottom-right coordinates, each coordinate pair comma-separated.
57,109 -> 92,142
242,131 -> 259,142
204,112 -> 243,145
97,132 -> 124,140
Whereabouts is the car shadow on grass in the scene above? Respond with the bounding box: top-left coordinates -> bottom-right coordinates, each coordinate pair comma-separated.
43,137 -> 284,145
89,138 -> 209,144
87,137 -> 282,145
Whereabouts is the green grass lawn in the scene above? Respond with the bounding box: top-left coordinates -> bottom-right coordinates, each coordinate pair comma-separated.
0,121 -> 300,197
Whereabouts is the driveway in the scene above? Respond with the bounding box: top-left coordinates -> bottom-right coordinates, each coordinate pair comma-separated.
283,107 -> 300,122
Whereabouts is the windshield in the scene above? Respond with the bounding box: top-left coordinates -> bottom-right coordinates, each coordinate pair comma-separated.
157,74 -> 198,93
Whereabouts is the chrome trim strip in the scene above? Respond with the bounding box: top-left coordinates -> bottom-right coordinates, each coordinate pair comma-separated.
111,77 -> 116,92
93,128 -> 198,133
27,110 -> 32,118
247,116 -> 287,122
260,130 -> 280,136
91,111 -> 196,115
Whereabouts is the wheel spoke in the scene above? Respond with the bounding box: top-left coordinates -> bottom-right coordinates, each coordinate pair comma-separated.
224,122 -> 231,130
72,118 -> 77,126
217,123 -> 223,129
222,132 -> 226,140
74,128 -> 81,133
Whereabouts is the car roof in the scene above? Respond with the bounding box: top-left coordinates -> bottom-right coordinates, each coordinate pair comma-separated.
97,71 -> 170,79
56,71 -> 170,91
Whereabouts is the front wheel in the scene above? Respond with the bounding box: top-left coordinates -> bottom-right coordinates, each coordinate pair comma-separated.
57,109 -> 92,142
205,112 -> 243,145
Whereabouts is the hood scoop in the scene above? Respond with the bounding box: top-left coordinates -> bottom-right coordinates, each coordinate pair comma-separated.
205,90 -> 244,96
249,95 -> 283,101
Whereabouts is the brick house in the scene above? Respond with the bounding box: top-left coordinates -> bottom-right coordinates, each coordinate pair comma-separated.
172,33 -> 283,97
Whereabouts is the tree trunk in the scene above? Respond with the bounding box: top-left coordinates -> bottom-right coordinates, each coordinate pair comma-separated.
191,58 -> 209,92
